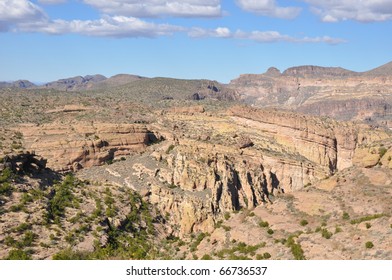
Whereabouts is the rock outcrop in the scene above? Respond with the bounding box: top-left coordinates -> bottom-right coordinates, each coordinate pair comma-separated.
18,122 -> 155,172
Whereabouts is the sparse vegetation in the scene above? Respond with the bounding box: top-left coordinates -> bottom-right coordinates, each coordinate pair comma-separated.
365,241 -> 374,249
190,233 -> 207,252
201,254 -> 213,260
342,212 -> 350,220
215,242 -> 266,260
378,147 -> 388,158
258,220 -> 269,228
300,219 -> 309,226
321,228 -> 333,239
0,168 -> 13,196
44,174 -> 80,224
350,214 -> 385,225
286,234 -> 305,260
166,144 -> 175,154
5,249 -> 32,260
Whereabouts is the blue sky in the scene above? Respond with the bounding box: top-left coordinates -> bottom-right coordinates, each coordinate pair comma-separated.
0,0 -> 392,83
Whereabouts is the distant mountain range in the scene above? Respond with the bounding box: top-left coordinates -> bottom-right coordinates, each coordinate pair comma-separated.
0,74 -> 146,91
2,61 -> 392,91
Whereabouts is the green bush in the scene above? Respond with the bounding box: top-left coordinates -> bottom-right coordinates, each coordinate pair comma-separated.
267,228 -> 274,235
321,228 -> 333,239
0,182 -> 13,196
0,168 -> 13,196
5,249 -> 31,260
190,233 -> 206,252
365,223 -> 371,229
0,168 -> 13,183
350,214 -> 385,225
286,235 -> 306,260
258,220 -> 269,228
224,212 -> 231,220
300,219 -> 309,226
263,252 -> 271,259
53,248 -> 90,260
342,212 -> 350,220
201,254 -> 213,260
45,174 -> 79,224
166,144 -> 175,154
365,241 -> 374,249
12,223 -> 32,233
379,147 -> 388,158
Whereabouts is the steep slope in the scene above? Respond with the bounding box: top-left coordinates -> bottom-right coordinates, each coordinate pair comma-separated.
363,61 -> 392,76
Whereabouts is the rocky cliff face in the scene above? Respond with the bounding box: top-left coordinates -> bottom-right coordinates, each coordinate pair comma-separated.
17,122 -> 154,172
70,106 -> 390,237
229,63 -> 392,125
7,104 -> 391,238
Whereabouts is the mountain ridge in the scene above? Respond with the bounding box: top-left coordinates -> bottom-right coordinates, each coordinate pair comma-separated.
2,61 -> 392,90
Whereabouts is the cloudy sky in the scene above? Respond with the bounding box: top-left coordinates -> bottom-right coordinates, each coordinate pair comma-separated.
1,0 -> 391,83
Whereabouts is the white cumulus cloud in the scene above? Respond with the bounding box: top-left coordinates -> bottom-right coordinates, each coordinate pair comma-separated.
304,0 -> 392,22
38,0 -> 67,4
236,0 -> 302,19
17,15 -> 185,38
0,0 -> 47,30
189,27 -> 345,44
83,0 -> 222,18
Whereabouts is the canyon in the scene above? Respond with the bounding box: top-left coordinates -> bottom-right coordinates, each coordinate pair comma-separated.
1,62 -> 391,260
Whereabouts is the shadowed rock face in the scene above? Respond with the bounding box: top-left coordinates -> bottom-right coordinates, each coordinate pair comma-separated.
229,62 -> 392,126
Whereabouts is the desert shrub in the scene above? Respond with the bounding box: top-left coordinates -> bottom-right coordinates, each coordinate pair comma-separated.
267,228 -> 274,235
224,212 -> 231,220
258,220 -> 269,228
365,223 -> 371,229
379,147 -> 388,158
335,226 -> 342,234
365,241 -> 374,249
222,225 -> 231,232
350,214 -> 385,225
4,236 -> 16,247
44,174 -> 79,224
201,254 -> 213,260
166,144 -> 175,154
53,248 -> 90,260
0,168 -> 13,196
263,252 -> 271,259
321,228 -> 333,239
0,182 -> 13,196
190,232 -> 206,252
19,231 -> 37,247
5,249 -> 31,260
300,219 -> 309,226
342,212 -> 350,220
12,223 -> 32,233
286,235 -> 306,260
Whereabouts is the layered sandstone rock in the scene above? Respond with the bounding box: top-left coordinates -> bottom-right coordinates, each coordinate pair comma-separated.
229,64 -> 392,124
17,122 -> 153,171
